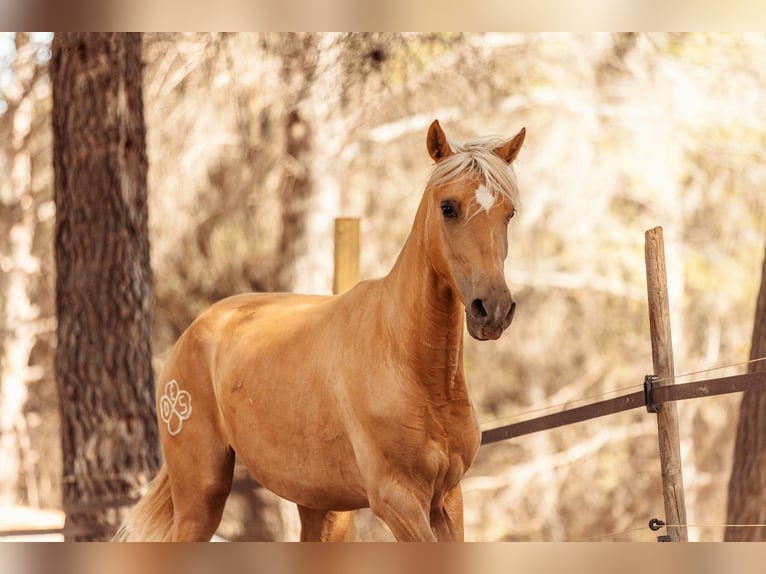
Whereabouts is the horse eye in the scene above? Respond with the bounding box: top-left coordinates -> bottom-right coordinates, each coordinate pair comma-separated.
441,201 -> 458,219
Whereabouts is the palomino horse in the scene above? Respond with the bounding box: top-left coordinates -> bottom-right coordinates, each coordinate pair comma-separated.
115,120 -> 526,541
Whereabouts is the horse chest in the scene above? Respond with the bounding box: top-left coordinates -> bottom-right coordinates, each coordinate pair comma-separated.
368,397 -> 479,491
425,401 -> 480,478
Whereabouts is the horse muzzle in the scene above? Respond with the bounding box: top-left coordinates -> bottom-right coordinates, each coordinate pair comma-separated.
465,289 -> 516,341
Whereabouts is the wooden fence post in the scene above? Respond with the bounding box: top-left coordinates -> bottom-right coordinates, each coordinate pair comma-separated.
333,217 -> 360,295
645,226 -> 688,541
331,217 -> 360,540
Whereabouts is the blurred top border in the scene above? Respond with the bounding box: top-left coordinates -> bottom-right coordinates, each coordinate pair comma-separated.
5,0 -> 766,32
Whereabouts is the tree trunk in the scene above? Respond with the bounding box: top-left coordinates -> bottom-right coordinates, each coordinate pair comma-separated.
273,33 -> 349,295
274,107 -> 313,291
725,244 -> 766,541
51,33 -> 160,541
272,33 -> 319,293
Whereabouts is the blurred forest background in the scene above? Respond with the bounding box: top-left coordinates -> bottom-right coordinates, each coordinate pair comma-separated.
1,32 -> 766,541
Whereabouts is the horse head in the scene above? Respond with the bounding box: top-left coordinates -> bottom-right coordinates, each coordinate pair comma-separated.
424,119 -> 526,341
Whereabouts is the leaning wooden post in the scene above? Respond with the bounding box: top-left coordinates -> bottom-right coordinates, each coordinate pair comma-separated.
644,226 -> 688,542
333,217 -> 360,295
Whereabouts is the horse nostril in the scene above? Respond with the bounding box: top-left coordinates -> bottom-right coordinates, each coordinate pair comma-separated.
505,300 -> 516,324
471,299 -> 488,320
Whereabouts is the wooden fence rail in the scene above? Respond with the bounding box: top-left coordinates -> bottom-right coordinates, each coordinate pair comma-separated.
480,370 -> 766,445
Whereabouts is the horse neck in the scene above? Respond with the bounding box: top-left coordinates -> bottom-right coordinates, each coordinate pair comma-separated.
382,190 -> 468,402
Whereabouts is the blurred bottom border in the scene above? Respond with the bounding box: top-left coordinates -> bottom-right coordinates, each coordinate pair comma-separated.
2,542 -> 766,574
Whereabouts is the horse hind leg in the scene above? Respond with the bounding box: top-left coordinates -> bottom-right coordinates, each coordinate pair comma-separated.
159,375 -> 235,540
165,443 -> 235,541
297,506 -> 356,541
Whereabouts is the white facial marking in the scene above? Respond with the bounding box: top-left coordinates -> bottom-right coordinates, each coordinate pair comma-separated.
475,183 -> 495,212
159,379 -> 192,436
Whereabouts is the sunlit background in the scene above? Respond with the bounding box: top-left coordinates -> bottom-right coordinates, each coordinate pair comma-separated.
1,32 -> 766,541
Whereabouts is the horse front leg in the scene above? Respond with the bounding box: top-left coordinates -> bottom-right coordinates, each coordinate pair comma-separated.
430,483 -> 464,541
368,481 -> 437,541
297,506 -> 356,541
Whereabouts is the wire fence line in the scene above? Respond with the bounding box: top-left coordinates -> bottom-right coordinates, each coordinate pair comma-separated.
578,521 -> 766,542
478,355 -> 766,432
480,360 -> 766,445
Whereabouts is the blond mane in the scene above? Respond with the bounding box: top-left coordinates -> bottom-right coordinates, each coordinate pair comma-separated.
426,135 -> 521,215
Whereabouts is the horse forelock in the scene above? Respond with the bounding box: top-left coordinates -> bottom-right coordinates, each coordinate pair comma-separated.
426,135 -> 521,213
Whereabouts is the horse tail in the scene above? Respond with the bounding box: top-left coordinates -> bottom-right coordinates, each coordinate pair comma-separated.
113,465 -> 174,541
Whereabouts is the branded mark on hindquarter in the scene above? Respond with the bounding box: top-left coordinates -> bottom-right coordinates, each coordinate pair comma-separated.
159,379 -> 192,436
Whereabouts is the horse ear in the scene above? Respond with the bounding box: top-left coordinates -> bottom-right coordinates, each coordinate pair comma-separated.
494,127 -> 526,164
427,119 -> 453,162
